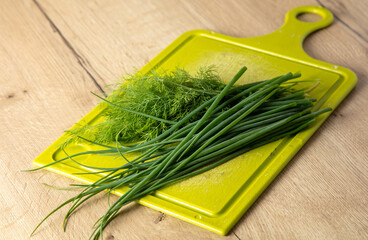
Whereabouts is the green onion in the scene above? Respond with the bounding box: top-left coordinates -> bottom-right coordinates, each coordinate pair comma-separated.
28,66 -> 331,239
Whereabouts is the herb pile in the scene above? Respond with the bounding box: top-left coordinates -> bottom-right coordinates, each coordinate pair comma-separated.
65,67 -> 226,144
29,66 -> 331,239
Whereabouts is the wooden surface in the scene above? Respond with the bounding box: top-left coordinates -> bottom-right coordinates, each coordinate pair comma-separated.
0,0 -> 367,239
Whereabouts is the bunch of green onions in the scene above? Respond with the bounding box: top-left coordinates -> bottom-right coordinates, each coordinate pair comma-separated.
29,66 -> 331,239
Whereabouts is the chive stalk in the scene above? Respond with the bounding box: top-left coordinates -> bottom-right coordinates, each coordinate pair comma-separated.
28,67 -> 331,239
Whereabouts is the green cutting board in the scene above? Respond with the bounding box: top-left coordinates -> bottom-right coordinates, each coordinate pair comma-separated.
33,6 -> 357,235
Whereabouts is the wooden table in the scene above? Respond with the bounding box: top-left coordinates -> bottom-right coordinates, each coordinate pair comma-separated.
1,0 -> 367,239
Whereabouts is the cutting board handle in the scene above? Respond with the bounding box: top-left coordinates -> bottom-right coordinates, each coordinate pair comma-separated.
244,6 -> 334,60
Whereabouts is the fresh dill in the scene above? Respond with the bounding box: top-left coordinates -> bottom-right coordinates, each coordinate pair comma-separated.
65,66 -> 226,144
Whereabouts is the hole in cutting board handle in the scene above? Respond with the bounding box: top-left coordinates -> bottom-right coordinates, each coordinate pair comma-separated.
297,12 -> 322,22
284,6 -> 333,30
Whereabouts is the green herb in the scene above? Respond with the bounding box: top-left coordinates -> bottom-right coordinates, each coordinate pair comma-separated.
65,66 -> 226,144
28,66 -> 331,239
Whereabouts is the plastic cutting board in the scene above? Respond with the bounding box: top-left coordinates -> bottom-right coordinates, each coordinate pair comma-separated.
33,6 -> 357,235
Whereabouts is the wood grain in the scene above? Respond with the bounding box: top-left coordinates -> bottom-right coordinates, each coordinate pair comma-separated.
0,0 -> 367,239
318,0 -> 368,42
0,0 -> 107,239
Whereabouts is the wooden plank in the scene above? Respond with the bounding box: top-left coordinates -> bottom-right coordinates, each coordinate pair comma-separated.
33,0 -> 325,86
1,0 -> 367,239
0,1 -> 125,240
318,0 -> 367,42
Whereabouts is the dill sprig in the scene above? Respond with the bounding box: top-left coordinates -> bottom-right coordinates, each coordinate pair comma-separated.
66,66 -> 226,144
